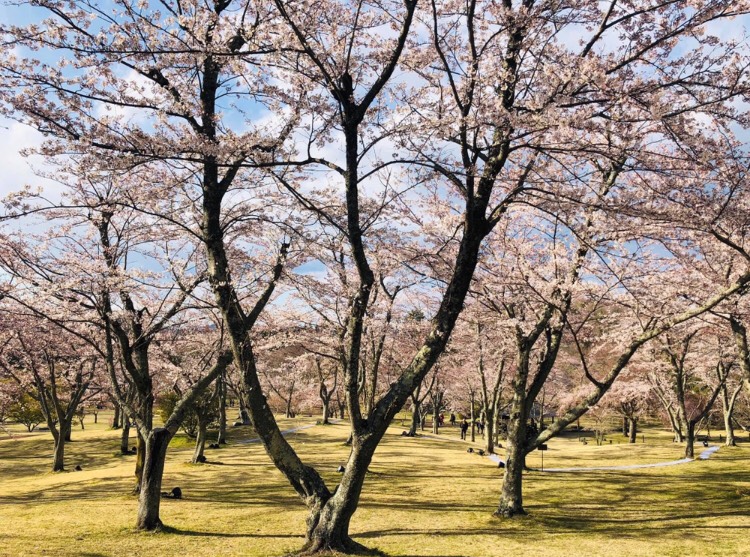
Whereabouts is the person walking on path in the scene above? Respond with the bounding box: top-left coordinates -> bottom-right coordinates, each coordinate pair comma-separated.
449,413 -> 456,427
460,419 -> 469,440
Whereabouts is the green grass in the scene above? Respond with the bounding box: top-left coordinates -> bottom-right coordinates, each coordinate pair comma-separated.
1,414 -> 749,557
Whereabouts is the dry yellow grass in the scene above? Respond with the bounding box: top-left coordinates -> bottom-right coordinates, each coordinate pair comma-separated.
1,415 -> 749,557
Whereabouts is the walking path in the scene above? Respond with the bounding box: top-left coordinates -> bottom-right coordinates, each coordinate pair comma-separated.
419,431 -> 721,472
234,420 -> 339,445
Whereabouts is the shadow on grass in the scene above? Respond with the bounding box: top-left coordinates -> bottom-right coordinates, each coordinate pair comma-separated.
161,525 -> 302,539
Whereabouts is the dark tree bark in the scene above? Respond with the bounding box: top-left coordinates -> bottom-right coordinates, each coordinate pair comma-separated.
192,417 -> 208,464
136,428 -> 171,531
121,417 -> 131,455
217,373 -> 227,444
495,418 -> 527,518
112,402 -> 121,429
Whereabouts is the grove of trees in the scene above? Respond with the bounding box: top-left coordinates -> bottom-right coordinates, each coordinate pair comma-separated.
2,0 -> 750,554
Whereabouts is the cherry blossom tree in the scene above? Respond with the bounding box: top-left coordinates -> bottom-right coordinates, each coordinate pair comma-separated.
0,313 -> 100,471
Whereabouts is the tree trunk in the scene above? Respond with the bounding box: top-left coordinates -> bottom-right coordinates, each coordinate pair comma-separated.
192,418 -> 208,464
408,402 -> 419,436
724,411 -> 736,446
136,428 -> 173,531
121,418 -> 131,455
112,403 -> 121,429
470,395 -> 476,443
628,418 -> 637,444
52,422 -> 69,472
432,404 -> 439,435
495,420 -> 527,518
133,429 -> 146,493
322,398 -> 330,425
485,409 -> 495,454
685,422 -> 695,459
286,398 -> 293,419
238,398 -> 251,425
302,442 -> 374,554
217,378 -> 227,444
622,416 -> 628,436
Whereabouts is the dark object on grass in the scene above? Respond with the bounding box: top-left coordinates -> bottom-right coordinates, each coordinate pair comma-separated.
467,448 -> 473,453
131,446 -> 137,454
74,465 -> 82,471
703,440 -> 709,447
208,443 -> 220,449
196,455 -> 207,463
337,465 -> 345,473
477,449 -> 485,456
233,421 -> 243,427
161,487 -> 182,499
498,461 -> 505,468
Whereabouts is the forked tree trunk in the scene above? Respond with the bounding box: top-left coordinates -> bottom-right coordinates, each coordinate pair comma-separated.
495,420 -> 527,518
322,398 -> 331,425
628,418 -> 637,444
302,442 -> 375,554
136,427 -> 173,531
622,416 -> 628,436
121,418 -> 131,455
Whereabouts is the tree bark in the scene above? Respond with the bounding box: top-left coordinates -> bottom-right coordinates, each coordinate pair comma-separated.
217,376 -> 227,444
302,441 -> 376,554
112,403 -> 121,429
52,422 -> 69,472
685,422 -> 695,459
470,392 -> 475,443
136,427 -> 173,531
322,398 -> 331,425
192,418 -> 208,463
485,410 -> 495,454
628,418 -> 637,444
121,418 -> 131,455
133,429 -> 146,493
495,419 -> 527,517
408,402 -> 419,436
724,411 -> 736,446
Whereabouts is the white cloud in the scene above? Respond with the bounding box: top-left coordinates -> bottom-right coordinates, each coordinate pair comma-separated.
0,117 -> 63,200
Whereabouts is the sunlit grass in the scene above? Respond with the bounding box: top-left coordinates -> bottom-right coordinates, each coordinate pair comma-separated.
1,413 -> 749,557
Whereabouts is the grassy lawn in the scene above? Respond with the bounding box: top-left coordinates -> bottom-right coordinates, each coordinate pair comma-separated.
1,415 -> 749,557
